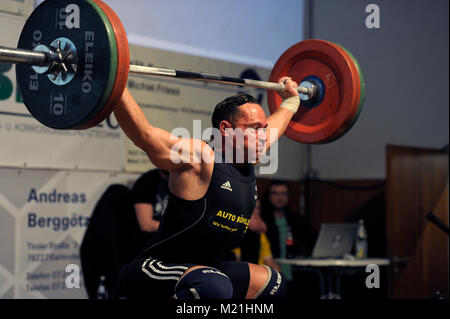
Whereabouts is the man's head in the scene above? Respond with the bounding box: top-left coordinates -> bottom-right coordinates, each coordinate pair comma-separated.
268,180 -> 290,210
211,94 -> 268,163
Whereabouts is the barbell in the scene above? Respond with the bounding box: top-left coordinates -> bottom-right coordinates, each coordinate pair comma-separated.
0,0 -> 365,144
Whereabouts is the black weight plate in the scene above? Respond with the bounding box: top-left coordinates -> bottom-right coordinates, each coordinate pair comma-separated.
16,0 -> 117,129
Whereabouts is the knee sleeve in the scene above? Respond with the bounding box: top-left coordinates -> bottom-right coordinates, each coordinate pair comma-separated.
174,267 -> 233,299
254,266 -> 287,299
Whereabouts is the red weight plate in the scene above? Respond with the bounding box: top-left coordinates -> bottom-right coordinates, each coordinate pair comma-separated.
267,39 -> 360,144
80,0 -> 130,129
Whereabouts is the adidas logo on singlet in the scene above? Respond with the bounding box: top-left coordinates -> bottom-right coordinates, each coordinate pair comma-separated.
221,181 -> 233,192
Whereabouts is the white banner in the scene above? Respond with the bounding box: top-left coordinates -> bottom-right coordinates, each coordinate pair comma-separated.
0,13 -> 123,172
0,167 -> 139,299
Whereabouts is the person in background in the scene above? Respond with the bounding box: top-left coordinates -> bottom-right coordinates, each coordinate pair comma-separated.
82,169 -> 170,298
261,180 -> 318,298
131,169 -> 170,244
233,200 -> 281,272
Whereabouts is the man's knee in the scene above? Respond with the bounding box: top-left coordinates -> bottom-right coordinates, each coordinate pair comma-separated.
254,265 -> 287,299
174,266 -> 233,299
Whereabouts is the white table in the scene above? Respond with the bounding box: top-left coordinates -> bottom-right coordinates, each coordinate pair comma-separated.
276,258 -> 391,299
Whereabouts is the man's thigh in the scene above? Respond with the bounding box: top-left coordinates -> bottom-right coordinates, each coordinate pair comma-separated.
121,257 -> 195,298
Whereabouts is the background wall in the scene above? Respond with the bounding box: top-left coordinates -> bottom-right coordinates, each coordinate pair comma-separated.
103,0 -> 305,69
308,0 -> 449,179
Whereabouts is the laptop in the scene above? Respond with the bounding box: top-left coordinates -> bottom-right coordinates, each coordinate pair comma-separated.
311,223 -> 358,258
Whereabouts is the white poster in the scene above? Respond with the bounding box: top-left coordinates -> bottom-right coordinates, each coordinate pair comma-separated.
0,167 -> 139,299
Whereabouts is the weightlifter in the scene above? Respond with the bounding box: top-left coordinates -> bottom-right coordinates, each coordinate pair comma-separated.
118,75 -> 300,299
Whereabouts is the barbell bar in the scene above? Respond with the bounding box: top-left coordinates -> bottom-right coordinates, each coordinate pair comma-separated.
0,45 -> 313,96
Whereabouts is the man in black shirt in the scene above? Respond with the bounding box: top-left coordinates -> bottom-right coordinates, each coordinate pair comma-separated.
132,169 -> 170,234
113,76 -> 301,299
127,169 -> 170,256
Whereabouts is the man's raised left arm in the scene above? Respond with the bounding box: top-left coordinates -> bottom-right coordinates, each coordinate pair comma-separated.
264,77 -> 300,151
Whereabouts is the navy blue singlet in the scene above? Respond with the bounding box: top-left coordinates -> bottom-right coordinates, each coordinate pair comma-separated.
139,160 -> 257,265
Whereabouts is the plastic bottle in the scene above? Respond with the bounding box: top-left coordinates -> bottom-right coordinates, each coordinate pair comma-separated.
286,229 -> 295,259
355,219 -> 368,259
96,275 -> 108,299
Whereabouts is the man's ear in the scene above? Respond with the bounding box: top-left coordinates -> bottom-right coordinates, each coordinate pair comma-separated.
219,120 -> 233,136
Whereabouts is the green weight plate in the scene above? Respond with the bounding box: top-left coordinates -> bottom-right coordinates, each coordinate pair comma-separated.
322,42 -> 365,143
335,43 -> 365,127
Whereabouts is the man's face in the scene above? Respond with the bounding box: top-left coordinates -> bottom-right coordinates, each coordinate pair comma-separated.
269,184 -> 289,209
220,103 -> 268,163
